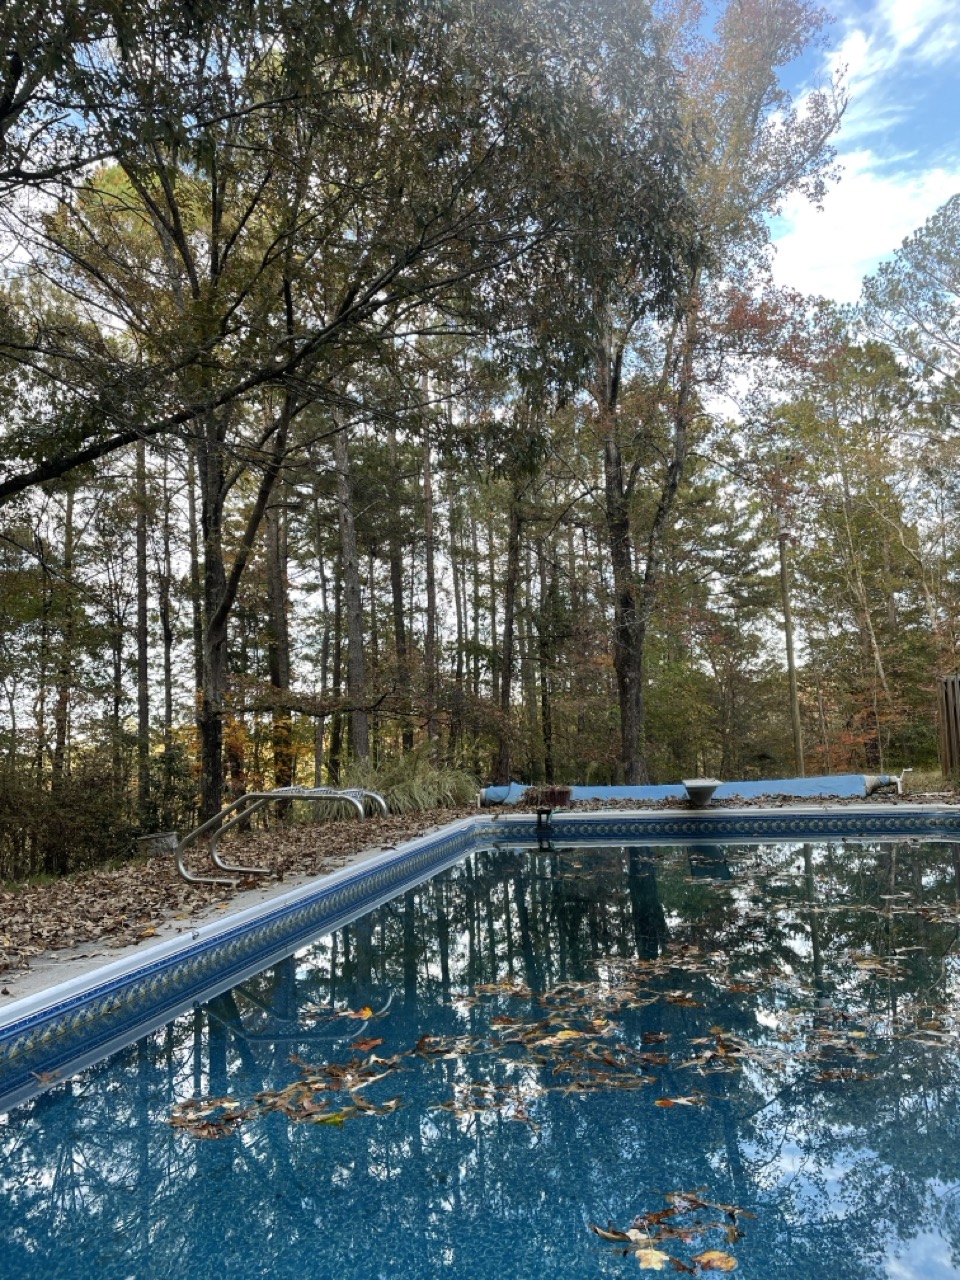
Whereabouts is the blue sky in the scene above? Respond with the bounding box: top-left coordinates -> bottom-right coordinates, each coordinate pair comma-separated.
769,0 -> 960,302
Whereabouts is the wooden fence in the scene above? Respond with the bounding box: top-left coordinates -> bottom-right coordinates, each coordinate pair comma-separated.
938,676 -> 960,777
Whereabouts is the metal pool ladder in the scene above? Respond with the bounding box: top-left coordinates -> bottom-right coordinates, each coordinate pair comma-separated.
175,786 -> 389,886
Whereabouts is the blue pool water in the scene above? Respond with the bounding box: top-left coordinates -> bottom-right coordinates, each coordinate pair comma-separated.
4,838 -> 960,1278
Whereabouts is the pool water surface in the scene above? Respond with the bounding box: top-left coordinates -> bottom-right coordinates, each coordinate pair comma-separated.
3,838 -> 960,1278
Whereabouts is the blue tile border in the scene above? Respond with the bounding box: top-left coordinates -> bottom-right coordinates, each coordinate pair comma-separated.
0,817 -> 478,1111
2,803 -> 958,1111
490,805 -> 960,843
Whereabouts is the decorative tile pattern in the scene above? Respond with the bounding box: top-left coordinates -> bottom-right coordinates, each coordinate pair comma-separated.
2,805 -> 958,1109
484,808 -> 960,843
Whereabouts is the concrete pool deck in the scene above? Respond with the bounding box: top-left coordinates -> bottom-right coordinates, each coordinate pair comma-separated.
0,836 -> 400,1009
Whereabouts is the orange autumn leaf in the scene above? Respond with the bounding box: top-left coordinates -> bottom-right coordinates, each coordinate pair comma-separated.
693,1250 -> 737,1271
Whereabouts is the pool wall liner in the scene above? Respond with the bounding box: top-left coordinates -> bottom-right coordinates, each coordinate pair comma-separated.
2,802 -> 959,1112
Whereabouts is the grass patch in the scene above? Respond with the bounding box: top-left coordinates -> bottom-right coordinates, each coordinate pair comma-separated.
343,750 -> 479,814
902,768 -> 957,794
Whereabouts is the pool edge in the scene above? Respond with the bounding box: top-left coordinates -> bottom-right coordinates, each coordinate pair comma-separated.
3,802 -> 959,1110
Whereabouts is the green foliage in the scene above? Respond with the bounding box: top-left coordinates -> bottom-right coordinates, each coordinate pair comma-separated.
0,755 -> 138,883
0,1 -> 950,880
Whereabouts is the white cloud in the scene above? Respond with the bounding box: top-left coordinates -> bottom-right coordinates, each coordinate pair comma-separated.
879,0 -> 960,63
885,1230 -> 959,1280
824,0 -> 960,141
836,0 -> 960,84
770,151 -> 960,303
767,0 -> 960,303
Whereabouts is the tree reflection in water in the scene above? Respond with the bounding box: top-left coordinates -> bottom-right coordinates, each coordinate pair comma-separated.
4,840 -> 960,1279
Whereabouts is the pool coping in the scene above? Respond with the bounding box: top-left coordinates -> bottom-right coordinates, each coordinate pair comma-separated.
3,801 -> 959,1111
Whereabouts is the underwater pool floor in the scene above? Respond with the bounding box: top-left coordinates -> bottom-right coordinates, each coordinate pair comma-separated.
5,823 -> 960,1278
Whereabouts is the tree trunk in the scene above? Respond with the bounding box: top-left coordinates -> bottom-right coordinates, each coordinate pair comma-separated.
186,450 -> 204,724
422,410 -> 438,746
159,457 -> 175,822
537,539 -> 554,784
110,594 -> 124,800
449,493 -> 465,757
387,429 -> 413,752
494,492 -> 521,784
602,408 -> 645,783
333,413 -> 369,760
196,391 -> 292,819
487,513 -> 500,706
470,513 -> 481,700
197,412 -> 229,819
367,548 -> 379,763
265,491 -> 293,790
778,518 -> 805,776
135,440 -> 151,822
34,567 -> 50,784
312,496 -> 331,785
632,288 -> 699,781
520,543 -> 541,780
51,489 -> 74,792
329,559 -> 344,783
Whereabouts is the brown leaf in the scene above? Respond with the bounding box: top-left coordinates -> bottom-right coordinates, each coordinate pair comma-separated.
589,1222 -> 632,1242
692,1250 -> 737,1271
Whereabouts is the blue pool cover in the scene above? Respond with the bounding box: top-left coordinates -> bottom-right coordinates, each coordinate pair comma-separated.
480,773 -> 893,805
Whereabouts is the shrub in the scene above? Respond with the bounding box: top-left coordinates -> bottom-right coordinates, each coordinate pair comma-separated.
343,749 -> 479,813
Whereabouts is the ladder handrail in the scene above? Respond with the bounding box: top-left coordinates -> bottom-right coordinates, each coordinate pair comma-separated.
175,787 -> 388,885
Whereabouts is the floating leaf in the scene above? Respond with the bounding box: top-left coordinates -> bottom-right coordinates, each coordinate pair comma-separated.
339,1005 -> 374,1019
313,1108 -> 354,1125
351,1037 -> 384,1052
635,1248 -> 674,1270
692,1250 -> 737,1271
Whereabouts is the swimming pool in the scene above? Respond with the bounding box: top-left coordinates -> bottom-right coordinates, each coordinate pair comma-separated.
3,825 -> 960,1278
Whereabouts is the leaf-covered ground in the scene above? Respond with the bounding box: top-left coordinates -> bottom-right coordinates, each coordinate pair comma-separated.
0,806 -> 478,978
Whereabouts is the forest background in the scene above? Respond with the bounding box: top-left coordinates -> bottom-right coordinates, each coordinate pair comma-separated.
1,0 -> 958,881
